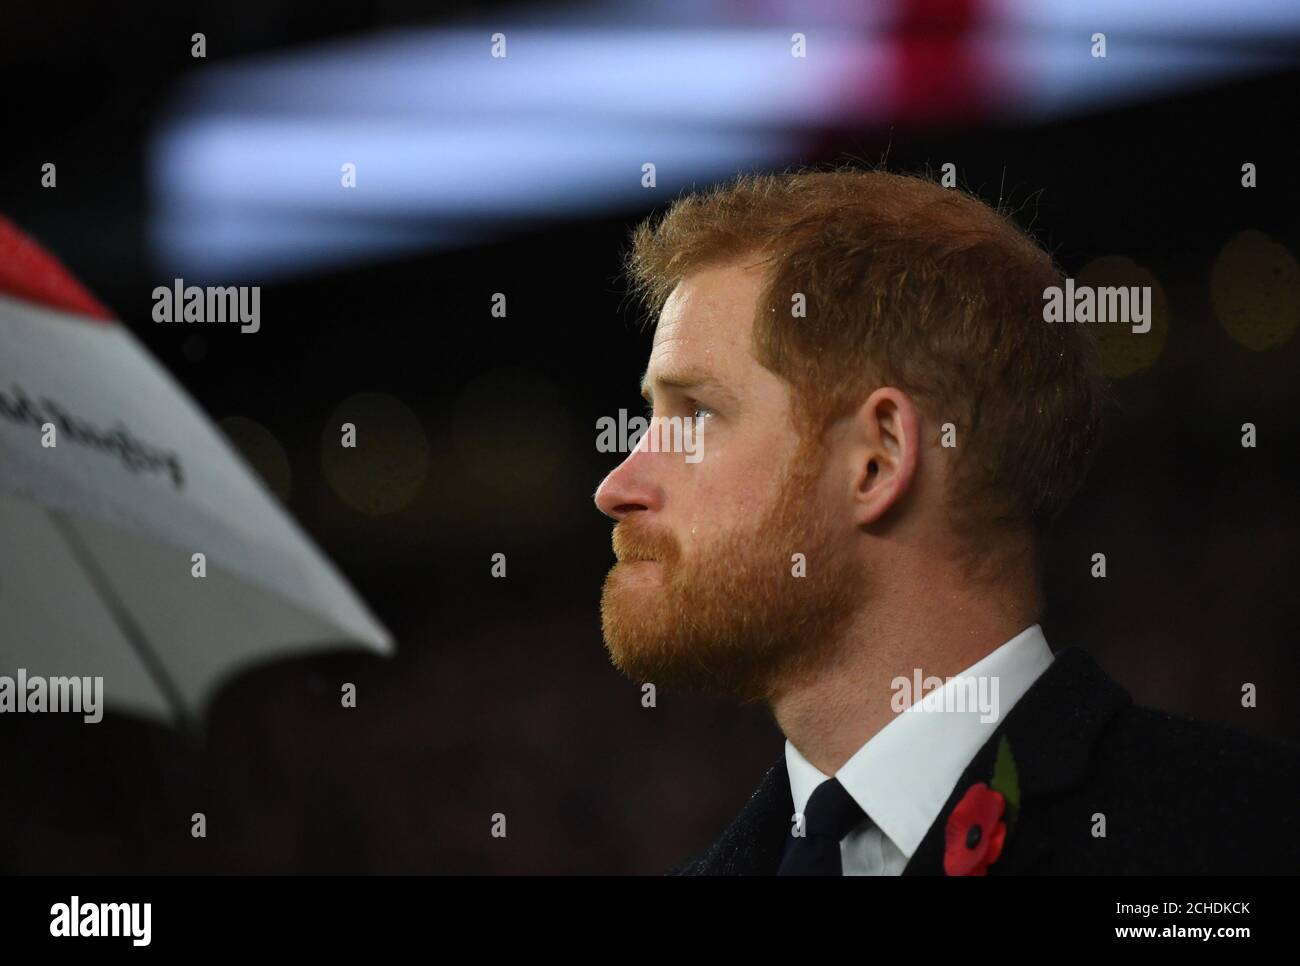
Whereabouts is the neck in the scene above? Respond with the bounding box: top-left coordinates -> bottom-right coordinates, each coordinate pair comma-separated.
769,573 -> 1036,777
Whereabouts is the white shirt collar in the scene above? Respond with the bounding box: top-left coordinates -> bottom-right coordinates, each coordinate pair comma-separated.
784,624 -> 1054,860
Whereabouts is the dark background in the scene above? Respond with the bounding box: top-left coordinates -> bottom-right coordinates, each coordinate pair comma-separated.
1,2 -> 1298,873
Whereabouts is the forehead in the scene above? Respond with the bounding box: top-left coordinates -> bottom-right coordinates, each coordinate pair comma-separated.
646,259 -> 768,381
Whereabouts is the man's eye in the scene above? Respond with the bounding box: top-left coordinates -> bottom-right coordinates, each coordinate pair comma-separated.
690,402 -> 714,420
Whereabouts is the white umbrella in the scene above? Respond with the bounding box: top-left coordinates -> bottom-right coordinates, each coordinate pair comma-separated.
0,218 -> 392,728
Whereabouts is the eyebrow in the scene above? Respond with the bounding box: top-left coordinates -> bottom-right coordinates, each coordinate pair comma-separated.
640,368 -> 740,406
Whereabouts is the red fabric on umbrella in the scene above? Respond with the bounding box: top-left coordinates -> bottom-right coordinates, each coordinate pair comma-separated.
0,215 -> 115,322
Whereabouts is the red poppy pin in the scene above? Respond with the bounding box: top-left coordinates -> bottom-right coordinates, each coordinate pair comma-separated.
943,735 -> 1020,876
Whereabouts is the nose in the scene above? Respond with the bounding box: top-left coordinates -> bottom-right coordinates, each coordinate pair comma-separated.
594,448 -> 662,521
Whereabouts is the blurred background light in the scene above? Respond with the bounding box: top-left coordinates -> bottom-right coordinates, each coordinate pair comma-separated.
150,1 -> 1300,281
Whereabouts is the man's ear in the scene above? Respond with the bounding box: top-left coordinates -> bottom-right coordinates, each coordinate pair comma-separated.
850,387 -> 921,526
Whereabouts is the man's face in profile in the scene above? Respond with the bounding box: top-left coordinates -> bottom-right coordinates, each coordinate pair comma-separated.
595,260 -> 862,704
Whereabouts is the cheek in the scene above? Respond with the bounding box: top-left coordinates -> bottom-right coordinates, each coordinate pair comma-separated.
676,448 -> 784,546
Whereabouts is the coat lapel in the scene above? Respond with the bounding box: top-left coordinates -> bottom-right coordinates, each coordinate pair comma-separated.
675,755 -> 793,875
902,645 -> 1132,875
678,646 -> 1131,875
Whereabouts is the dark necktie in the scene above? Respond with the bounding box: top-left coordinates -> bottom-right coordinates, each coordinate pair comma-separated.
777,776 -> 867,876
